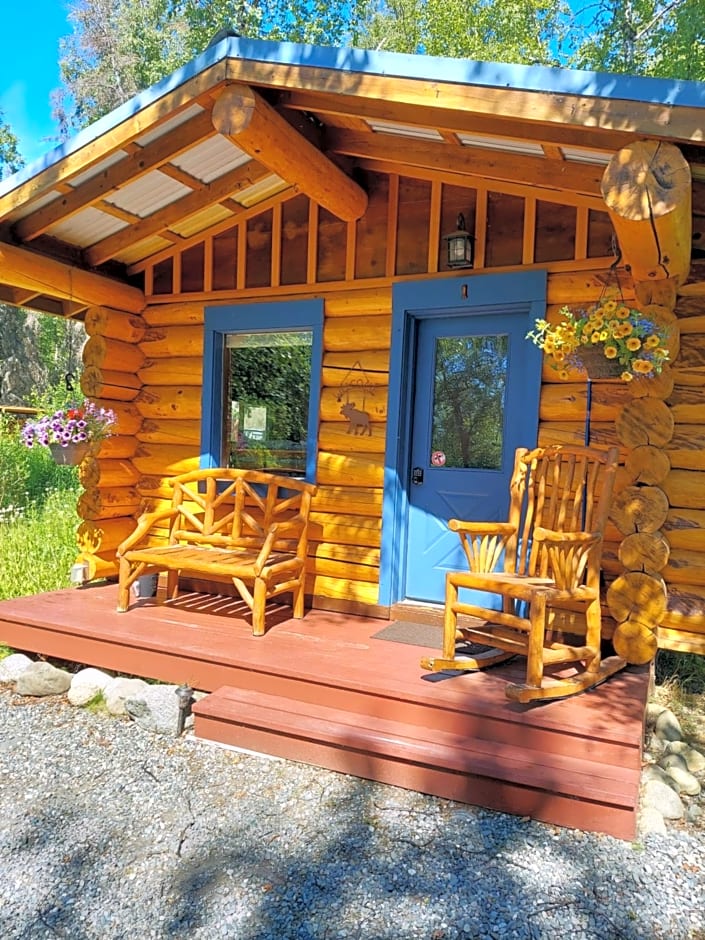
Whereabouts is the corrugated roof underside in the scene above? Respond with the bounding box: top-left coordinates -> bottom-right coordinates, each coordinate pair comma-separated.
171,135 -> 251,183
105,170 -> 192,217
48,206 -> 127,246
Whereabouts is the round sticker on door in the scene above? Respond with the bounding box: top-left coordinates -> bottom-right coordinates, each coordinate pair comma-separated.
431,451 -> 446,467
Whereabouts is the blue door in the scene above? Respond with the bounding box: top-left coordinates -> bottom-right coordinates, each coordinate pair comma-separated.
404,311 -> 541,603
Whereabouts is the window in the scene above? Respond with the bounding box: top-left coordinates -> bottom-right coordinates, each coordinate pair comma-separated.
203,300 -> 323,480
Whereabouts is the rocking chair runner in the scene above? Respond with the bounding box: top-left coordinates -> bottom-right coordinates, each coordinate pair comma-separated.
420,444 -> 626,702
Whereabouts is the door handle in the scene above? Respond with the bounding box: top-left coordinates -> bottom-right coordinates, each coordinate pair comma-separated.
412,467 -> 424,485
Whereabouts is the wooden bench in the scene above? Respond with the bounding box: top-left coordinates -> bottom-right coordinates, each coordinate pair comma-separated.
116,468 -> 316,635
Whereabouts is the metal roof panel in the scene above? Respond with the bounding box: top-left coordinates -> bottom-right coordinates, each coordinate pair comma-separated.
171,135 -> 251,184
47,206 -> 128,247
104,170 -> 192,217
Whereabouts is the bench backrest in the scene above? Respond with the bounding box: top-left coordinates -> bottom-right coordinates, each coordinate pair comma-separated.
167,468 -> 316,557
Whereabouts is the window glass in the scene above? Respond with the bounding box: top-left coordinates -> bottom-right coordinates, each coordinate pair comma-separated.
224,330 -> 313,475
430,333 -> 508,470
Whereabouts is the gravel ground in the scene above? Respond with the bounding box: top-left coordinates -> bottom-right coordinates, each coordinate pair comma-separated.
1,687 -> 704,940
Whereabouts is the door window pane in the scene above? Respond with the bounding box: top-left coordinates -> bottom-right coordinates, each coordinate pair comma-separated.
224,331 -> 312,474
430,334 -> 508,470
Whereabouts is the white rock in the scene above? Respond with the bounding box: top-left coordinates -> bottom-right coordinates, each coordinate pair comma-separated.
645,702 -> 667,730
15,661 -> 72,697
642,764 -> 680,792
664,741 -> 705,774
0,653 -> 34,681
638,805 -> 667,836
104,676 -> 150,716
125,683 -> 193,735
642,778 -> 685,820
664,764 -> 702,797
68,667 -> 113,706
654,708 -> 683,743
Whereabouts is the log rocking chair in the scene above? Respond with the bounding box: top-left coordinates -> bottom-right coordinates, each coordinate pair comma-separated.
420,444 -> 627,703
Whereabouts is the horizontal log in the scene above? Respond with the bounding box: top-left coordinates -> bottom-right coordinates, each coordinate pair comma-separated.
663,508 -> 705,550
82,335 -> 145,373
142,302 -> 204,327
623,444 -> 670,485
325,288 -> 392,317
672,314 -> 705,334
537,421 -> 622,452
322,350 -> 390,387
135,386 -> 202,420
78,458 -> 141,489
666,426 -> 705,470
75,552 -> 119,581
662,584 -> 705,632
606,571 -> 667,629
139,326 -> 204,358
77,488 -> 141,521
307,556 -> 379,584
320,388 -> 388,424
538,383 -> 628,423
618,530 -> 670,574
305,574 -> 379,606
316,451 -> 384,488
308,511 -> 381,547
664,469 -> 705,509
662,548 -> 705,586
137,419 -> 201,446
84,308 -> 147,343
131,444 -> 200,476
318,423 -> 386,456
324,316 -> 391,353
80,366 -> 141,402
657,626 -> 705,655
668,384 -> 705,424
672,333 -> 705,372
77,518 -> 137,554
546,271 -> 634,306
89,400 -> 142,436
94,435 -> 139,460
311,485 -> 383,516
137,357 -> 203,386
308,541 -> 381,567
610,485 -> 669,535
0,242 -> 145,313
615,398 -> 674,448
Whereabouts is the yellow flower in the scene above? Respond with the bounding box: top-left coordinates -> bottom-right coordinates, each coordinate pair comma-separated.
621,371 -> 633,382
633,359 -> 654,374
616,305 -> 631,319
602,300 -> 617,313
626,337 -> 642,351
604,345 -> 618,359
590,332 -> 602,344
644,335 -> 661,349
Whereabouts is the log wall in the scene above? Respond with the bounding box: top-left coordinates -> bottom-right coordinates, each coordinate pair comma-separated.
72,175 -> 705,656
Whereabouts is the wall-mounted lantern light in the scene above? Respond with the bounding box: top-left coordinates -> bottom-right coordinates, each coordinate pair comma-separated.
444,213 -> 475,268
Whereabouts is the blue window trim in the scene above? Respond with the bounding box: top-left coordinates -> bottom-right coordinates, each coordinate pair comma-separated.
378,270 -> 546,608
202,299 -> 324,482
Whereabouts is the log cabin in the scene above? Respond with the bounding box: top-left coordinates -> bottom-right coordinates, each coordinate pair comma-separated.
0,36 -> 704,836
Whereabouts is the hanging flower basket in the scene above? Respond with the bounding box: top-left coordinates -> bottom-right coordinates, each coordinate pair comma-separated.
21,400 -> 116,462
526,299 -> 670,383
576,344 -> 625,380
49,441 -> 90,466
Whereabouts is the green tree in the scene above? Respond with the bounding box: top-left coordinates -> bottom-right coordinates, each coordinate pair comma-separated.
0,112 -> 23,179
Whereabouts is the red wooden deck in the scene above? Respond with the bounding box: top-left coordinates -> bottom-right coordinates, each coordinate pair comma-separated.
0,584 -> 649,840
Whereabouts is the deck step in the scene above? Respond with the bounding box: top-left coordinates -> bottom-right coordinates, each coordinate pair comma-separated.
193,685 -> 640,838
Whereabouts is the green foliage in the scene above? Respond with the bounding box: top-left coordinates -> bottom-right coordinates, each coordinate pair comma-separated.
0,643 -> 13,660
0,416 -> 80,514
0,486 -> 80,600
0,112 -> 23,179
656,650 -> 705,695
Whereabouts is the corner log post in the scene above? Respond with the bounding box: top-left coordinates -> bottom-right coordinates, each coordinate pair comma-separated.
212,83 -> 368,223
600,141 -> 691,662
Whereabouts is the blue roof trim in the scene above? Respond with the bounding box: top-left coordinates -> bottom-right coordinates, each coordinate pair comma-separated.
2,35 -> 704,198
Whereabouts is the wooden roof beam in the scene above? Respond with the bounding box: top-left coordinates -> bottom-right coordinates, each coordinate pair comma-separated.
211,83 -> 368,222
13,110 -> 217,242
327,130 -> 603,198
84,160 -> 271,267
0,242 -> 145,312
601,140 -> 692,285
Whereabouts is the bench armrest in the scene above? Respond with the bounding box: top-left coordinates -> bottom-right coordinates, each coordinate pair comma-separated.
117,507 -> 179,556
448,520 -> 517,574
253,516 -> 310,574
533,526 -> 603,591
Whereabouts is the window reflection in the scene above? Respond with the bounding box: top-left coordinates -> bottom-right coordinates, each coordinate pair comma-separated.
430,334 -> 508,469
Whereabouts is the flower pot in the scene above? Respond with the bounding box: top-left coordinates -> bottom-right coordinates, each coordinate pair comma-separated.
49,442 -> 90,466
577,345 -> 625,380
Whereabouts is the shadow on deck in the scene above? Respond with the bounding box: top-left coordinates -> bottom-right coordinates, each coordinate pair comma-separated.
0,583 -> 649,840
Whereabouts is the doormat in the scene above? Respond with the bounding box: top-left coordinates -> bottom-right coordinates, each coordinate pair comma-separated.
371,621 -> 442,649
372,620 -> 494,654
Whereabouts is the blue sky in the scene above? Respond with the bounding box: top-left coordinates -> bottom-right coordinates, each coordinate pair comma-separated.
0,1 -> 71,166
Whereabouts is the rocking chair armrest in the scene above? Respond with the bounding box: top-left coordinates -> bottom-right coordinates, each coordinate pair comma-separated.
117,508 -> 179,556
533,527 -> 602,548
448,520 -> 516,537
